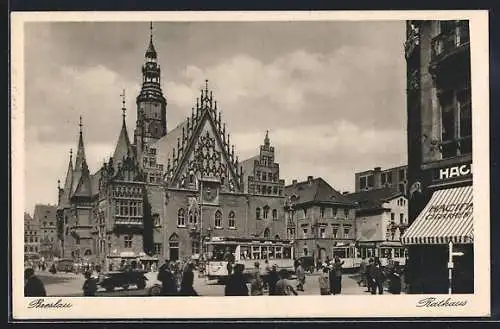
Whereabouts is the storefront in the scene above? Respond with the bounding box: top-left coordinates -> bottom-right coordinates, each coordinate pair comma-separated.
402,184 -> 474,294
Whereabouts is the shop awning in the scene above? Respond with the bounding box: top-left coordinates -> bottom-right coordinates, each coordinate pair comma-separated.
401,186 -> 473,245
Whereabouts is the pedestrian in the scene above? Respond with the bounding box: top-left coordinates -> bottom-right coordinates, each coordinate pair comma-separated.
357,257 -> 367,287
295,260 -> 305,291
179,262 -> 198,296
157,261 -> 178,296
82,271 -> 98,296
225,263 -> 249,296
267,264 -> 279,295
275,269 -> 298,295
331,256 -> 344,294
369,257 -> 385,295
49,263 -> 57,274
24,268 -> 47,297
388,262 -> 402,294
224,248 -> 234,276
365,258 -> 374,292
262,258 -> 271,291
250,262 -> 264,296
318,264 -> 330,295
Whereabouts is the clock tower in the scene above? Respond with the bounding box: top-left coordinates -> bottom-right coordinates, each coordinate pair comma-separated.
135,22 -> 167,160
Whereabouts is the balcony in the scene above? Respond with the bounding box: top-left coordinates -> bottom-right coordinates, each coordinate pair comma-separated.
430,22 -> 470,79
115,217 -> 143,226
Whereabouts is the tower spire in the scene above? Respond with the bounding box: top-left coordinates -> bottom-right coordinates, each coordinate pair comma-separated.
150,21 -> 153,42
264,130 -> 270,146
120,89 -> 126,119
74,116 -> 87,171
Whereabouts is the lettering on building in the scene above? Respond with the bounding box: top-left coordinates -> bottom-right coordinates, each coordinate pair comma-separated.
424,202 -> 473,221
436,163 -> 473,181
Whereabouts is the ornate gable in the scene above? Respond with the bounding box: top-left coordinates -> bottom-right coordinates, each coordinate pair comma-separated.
162,81 -> 244,192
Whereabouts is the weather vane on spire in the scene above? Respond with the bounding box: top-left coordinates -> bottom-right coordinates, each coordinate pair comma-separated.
120,89 -> 126,118
79,115 -> 83,133
150,21 -> 153,41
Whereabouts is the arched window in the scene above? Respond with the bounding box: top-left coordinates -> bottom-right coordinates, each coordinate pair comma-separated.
228,211 -> 235,228
215,210 -> 222,228
263,206 -> 269,219
272,209 -> 278,220
274,234 -> 280,240
84,249 -> 92,256
177,208 -> 185,227
256,207 -> 261,219
264,228 -> 270,238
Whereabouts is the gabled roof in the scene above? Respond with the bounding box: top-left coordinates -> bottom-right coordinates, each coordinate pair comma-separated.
346,187 -> 403,211
152,120 -> 187,169
24,212 -> 33,222
240,155 -> 259,193
285,177 -> 356,207
112,116 -> 134,170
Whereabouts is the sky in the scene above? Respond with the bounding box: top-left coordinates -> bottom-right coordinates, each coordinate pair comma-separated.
23,20 -> 407,214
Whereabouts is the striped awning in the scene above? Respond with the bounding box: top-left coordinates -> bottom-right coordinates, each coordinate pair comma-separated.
401,186 -> 473,245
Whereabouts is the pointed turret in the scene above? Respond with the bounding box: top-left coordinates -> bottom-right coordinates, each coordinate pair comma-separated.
58,149 -> 74,209
74,116 -> 87,172
72,116 -> 87,194
145,22 -> 157,60
264,130 -> 270,147
113,90 -> 134,167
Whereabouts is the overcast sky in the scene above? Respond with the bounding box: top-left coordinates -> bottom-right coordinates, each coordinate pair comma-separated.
24,21 -> 407,214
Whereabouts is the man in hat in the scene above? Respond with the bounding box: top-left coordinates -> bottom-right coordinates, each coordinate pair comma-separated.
24,268 -> 46,297
267,264 -> 279,295
250,261 -> 264,295
225,263 -> 249,296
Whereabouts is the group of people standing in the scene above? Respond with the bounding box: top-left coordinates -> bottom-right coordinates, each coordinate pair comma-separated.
316,256 -> 345,295
357,257 -> 404,295
157,260 -> 199,296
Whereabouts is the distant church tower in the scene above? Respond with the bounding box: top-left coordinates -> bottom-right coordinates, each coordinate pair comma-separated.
134,22 -> 167,160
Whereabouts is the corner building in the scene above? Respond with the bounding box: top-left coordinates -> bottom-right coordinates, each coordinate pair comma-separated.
401,20 -> 473,294
56,25 -> 287,269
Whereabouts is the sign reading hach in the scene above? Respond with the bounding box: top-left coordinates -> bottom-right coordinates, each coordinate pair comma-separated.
432,162 -> 472,182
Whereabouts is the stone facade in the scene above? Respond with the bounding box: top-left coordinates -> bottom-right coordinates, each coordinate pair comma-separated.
24,212 -> 40,259
55,24 -> 287,269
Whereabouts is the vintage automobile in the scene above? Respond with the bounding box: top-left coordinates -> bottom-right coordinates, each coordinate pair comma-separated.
98,270 -> 148,292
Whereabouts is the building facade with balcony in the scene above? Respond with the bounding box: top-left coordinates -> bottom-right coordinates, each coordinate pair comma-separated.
284,176 -> 358,263
355,165 -> 408,196
402,20 -> 473,294
346,187 -> 408,263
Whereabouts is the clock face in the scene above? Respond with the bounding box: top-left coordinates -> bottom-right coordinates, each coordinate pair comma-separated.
149,121 -> 163,138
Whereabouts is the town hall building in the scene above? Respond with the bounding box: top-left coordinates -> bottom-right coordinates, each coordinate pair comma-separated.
56,24 -> 286,270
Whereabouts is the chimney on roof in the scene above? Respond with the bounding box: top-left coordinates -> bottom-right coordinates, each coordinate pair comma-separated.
292,179 -> 298,185
342,191 -> 349,195
374,167 -> 381,172
307,176 -> 313,184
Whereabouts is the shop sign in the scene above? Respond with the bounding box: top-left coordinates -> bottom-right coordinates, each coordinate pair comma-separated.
424,202 -> 473,221
433,162 -> 472,182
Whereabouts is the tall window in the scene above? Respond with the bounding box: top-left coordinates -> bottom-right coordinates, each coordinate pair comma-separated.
153,243 -> 162,255
440,87 -> 472,158
343,227 -> 350,239
302,228 -> 308,239
272,209 -> 278,220
228,211 -> 236,228
177,208 -> 185,227
124,235 -> 133,248
263,206 -> 269,219
192,241 -> 200,254
359,176 -> 367,189
256,207 -> 261,220
332,226 -> 339,239
367,175 -> 374,188
153,214 -> 161,227
320,207 -> 325,218
400,213 -> 404,224
215,210 -> 222,228
264,228 -> 270,238
320,227 -> 326,238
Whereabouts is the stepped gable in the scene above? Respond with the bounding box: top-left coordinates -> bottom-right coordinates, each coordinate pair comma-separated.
152,81 -> 244,192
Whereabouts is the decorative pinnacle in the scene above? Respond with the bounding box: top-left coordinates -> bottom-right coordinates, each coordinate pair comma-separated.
79,116 -> 83,134
150,22 -> 153,42
205,79 -> 209,94
70,148 -> 73,160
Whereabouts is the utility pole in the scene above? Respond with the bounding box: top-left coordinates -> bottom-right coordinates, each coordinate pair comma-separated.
448,241 -> 464,294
